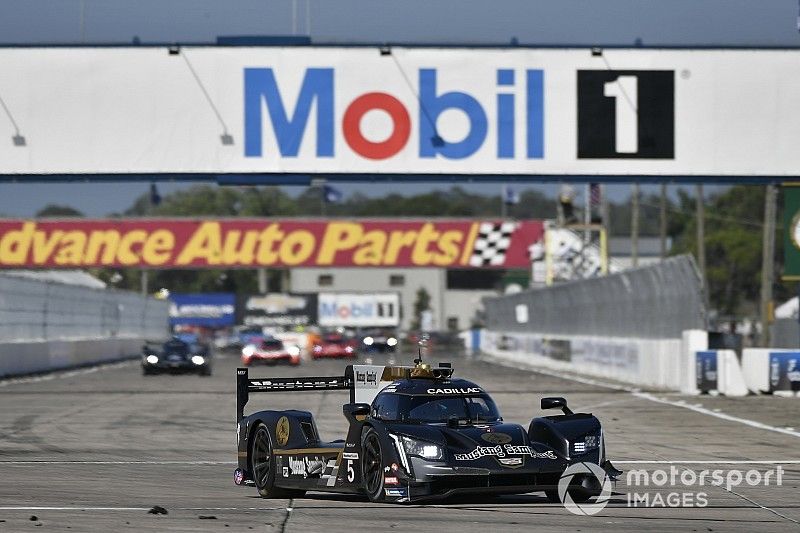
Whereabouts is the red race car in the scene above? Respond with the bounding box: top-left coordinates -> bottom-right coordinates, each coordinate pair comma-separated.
311,334 -> 357,359
241,337 -> 301,366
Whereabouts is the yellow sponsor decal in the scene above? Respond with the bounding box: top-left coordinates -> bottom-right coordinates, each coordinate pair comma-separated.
276,416 -> 290,447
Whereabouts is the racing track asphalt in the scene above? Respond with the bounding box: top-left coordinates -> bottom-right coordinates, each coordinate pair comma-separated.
0,349 -> 798,532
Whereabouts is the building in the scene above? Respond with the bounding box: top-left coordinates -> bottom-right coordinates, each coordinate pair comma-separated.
290,267 -> 498,331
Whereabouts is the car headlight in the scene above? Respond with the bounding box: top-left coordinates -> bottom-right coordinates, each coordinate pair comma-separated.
401,436 -> 443,460
287,345 -> 300,357
573,433 -> 600,455
191,355 -> 205,365
363,336 -> 374,346
386,337 -> 398,347
145,354 -> 159,364
242,345 -> 256,357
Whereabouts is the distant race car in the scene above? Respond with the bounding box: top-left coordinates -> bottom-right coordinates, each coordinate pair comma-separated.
242,337 -> 301,367
233,359 -> 620,503
141,336 -> 212,376
359,328 -> 398,353
312,334 -> 357,359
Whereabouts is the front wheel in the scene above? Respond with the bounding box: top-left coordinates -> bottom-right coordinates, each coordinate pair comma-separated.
361,427 -> 385,502
545,483 -> 593,504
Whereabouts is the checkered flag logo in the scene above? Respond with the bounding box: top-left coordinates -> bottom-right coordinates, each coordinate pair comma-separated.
469,222 -> 517,266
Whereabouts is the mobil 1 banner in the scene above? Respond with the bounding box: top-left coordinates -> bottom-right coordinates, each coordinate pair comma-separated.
318,293 -> 400,328
8,47 -> 800,178
769,352 -> 800,392
241,293 -> 318,327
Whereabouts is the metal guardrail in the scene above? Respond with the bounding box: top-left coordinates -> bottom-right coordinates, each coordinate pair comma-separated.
483,254 -> 707,339
0,274 -> 169,341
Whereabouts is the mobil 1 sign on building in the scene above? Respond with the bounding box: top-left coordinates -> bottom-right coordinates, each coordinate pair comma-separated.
318,293 -> 400,328
1,46 -> 800,179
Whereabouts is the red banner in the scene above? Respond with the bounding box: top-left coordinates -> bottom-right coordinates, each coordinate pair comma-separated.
0,219 -> 543,269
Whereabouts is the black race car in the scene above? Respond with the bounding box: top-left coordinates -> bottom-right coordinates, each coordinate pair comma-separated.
233,359 -> 619,503
141,336 -> 212,376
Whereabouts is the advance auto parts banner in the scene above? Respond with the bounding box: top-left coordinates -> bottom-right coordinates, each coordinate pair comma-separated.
0,219 -> 543,269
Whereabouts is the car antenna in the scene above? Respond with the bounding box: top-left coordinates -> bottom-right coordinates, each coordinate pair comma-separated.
414,338 -> 425,366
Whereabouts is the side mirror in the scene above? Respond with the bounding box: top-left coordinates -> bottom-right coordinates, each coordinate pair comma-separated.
343,403 -> 371,422
541,397 -> 574,415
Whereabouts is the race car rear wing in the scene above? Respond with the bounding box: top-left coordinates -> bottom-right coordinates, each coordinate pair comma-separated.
236,363 -> 444,421
237,367 -> 353,421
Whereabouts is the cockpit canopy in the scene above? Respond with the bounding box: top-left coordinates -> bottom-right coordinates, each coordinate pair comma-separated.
371,385 -> 501,424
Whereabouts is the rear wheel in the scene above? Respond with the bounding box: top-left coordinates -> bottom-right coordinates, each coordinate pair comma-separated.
250,424 -> 305,499
361,427 -> 385,502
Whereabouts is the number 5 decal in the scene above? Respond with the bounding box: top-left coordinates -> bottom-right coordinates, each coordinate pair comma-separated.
347,459 -> 355,482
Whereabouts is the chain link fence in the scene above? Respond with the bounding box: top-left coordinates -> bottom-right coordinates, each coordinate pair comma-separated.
483,254 -> 707,339
0,274 -> 168,342
770,318 -> 799,349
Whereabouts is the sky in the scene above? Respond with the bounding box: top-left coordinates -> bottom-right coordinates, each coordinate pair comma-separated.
0,0 -> 794,216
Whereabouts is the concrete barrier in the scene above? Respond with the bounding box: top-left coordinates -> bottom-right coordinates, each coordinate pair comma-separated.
0,337 -> 145,378
479,330 -> 684,390
693,349 -> 748,397
680,329 -> 708,393
742,348 -> 800,396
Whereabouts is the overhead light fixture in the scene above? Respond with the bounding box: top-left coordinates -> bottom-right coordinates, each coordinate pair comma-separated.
12,134 -> 25,146
379,45 -> 391,56
220,133 -> 234,146
591,47 -> 603,57
168,44 -> 180,56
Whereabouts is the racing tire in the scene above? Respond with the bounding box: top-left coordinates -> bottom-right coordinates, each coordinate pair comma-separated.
250,424 -> 305,499
361,427 -> 385,502
545,485 -> 592,504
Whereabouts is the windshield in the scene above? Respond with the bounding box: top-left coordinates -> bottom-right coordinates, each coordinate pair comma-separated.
373,393 -> 501,423
162,341 -> 189,355
260,340 -> 284,351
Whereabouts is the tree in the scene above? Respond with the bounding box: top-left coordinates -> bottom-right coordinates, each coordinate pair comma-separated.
36,204 -> 83,217
410,287 -> 432,331
669,185 -> 773,318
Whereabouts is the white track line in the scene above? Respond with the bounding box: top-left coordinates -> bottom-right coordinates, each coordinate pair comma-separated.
0,360 -> 136,388
0,506 -> 285,511
0,460 -> 237,465
615,460 -> 800,464
633,391 -> 800,439
483,355 -> 800,440
2,459 -> 797,466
